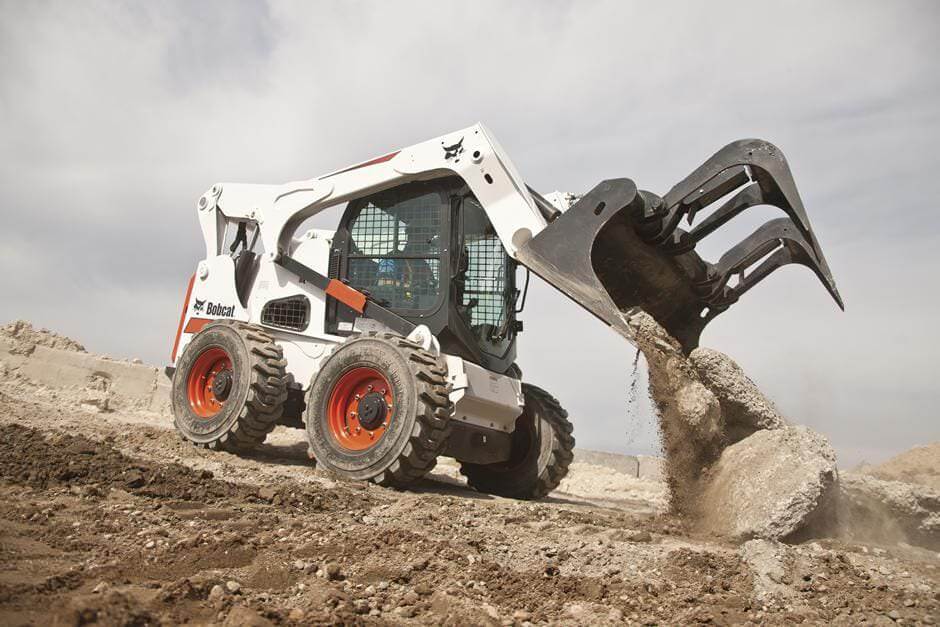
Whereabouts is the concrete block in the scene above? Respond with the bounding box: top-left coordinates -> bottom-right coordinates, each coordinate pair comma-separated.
700,425 -> 838,541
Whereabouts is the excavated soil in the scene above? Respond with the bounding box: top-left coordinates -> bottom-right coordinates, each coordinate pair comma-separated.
0,388 -> 938,625
864,443 -> 940,491
0,323 -> 938,624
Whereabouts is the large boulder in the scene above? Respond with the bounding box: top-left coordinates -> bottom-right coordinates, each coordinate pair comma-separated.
689,347 -> 785,442
699,426 -> 838,541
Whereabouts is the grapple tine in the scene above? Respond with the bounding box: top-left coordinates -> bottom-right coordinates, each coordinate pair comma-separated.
697,217 -> 845,310
514,139 -> 843,354
655,139 -> 841,305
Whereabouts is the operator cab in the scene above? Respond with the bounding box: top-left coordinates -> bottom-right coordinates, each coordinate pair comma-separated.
327,176 -> 524,374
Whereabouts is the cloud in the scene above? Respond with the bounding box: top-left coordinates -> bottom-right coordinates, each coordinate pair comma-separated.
1,0 -> 938,466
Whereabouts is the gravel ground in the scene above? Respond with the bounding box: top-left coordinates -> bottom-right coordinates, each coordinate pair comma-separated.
0,381 -> 937,626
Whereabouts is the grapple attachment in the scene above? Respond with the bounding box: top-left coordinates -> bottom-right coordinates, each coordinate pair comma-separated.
515,139 -> 842,352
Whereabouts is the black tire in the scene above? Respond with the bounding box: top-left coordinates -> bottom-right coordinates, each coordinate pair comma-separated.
172,320 -> 288,453
305,333 -> 452,486
460,383 -> 574,500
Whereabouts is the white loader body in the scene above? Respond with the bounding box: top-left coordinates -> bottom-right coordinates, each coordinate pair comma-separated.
172,124 -> 541,435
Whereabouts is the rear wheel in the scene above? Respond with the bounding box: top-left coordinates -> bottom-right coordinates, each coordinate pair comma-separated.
306,333 -> 452,486
172,320 -> 288,452
460,384 -> 574,500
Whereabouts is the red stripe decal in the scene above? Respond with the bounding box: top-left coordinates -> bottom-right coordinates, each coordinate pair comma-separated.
322,150 -> 400,179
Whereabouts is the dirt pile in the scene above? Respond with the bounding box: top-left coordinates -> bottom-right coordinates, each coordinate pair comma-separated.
0,320 -> 86,355
864,442 -> 940,490
836,472 -> 940,551
626,311 -> 839,541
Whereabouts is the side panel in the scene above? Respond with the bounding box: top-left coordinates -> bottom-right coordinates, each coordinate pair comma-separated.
445,356 -> 524,433
173,255 -> 248,363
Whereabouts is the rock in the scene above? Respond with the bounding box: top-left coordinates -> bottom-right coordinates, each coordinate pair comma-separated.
836,473 -> 940,551
324,562 -> 342,581
741,539 -> 794,602
292,559 -> 306,571
223,605 -> 273,627
257,486 -> 276,502
566,603 -> 588,619
144,540 -> 156,549
414,583 -> 432,596
625,530 -> 652,543
700,426 -> 838,540
123,470 -> 146,489
80,388 -> 110,413
410,557 -> 429,571
482,603 -> 499,619
513,610 -> 532,621
287,608 -> 305,621
689,347 -> 785,441
401,591 -> 419,605
92,581 -> 110,594
225,580 -> 241,594
208,585 -> 225,602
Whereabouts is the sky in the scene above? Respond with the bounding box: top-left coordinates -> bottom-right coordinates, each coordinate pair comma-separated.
1,1 -> 938,467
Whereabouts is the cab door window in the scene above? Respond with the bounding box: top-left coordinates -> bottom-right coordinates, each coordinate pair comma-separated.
346,188 -> 445,312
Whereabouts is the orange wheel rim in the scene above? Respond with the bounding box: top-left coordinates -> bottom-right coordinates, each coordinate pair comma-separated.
327,367 -> 393,451
186,347 -> 233,418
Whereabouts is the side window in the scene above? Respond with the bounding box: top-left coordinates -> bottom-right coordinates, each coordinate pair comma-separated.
346,189 -> 444,311
458,196 -> 515,354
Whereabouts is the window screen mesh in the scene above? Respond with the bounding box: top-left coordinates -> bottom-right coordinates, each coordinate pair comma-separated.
348,258 -> 440,310
350,194 -> 441,256
463,237 -> 508,328
261,295 -> 310,331
345,189 -> 444,312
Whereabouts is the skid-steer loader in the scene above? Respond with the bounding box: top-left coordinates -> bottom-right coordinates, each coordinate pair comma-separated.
168,124 -> 842,499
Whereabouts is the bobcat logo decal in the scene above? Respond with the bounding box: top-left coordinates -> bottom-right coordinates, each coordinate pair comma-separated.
192,298 -> 206,313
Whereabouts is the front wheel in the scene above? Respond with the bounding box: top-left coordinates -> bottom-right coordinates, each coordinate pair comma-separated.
305,333 -> 452,487
172,321 -> 288,452
460,384 -> 574,500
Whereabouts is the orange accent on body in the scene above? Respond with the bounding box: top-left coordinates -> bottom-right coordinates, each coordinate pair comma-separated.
171,274 -> 196,363
184,317 -> 214,334
326,279 -> 367,313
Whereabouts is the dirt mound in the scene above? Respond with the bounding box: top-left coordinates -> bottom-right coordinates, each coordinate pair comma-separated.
836,472 -> 940,550
0,418 -> 365,513
0,320 -> 85,354
865,442 -> 940,490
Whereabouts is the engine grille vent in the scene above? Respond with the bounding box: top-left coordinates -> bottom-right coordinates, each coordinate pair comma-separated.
261,295 -> 310,332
